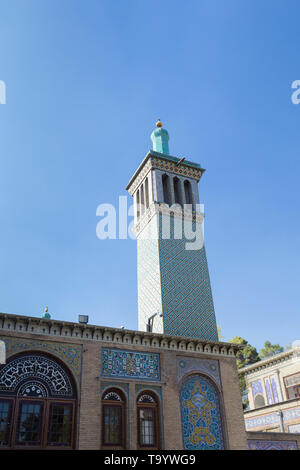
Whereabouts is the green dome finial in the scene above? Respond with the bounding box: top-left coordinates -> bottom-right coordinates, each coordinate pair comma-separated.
151,119 -> 169,154
42,306 -> 51,319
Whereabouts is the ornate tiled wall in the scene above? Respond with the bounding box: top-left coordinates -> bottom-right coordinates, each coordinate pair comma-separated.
248,440 -> 298,450
271,376 -> 279,403
0,335 -> 82,379
251,379 -> 263,397
137,213 -> 218,341
177,357 -> 221,388
0,353 -> 75,397
180,374 -> 223,450
135,384 -> 162,400
100,381 -> 129,398
245,407 -> 300,429
137,215 -> 163,333
288,423 -> 300,433
265,378 -> 273,405
101,348 -> 161,381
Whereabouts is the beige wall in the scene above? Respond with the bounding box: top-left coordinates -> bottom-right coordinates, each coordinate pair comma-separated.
244,351 -> 300,410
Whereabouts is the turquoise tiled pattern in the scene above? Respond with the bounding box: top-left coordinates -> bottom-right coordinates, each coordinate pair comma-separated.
101,348 -> 161,381
177,357 -> 221,388
159,216 -> 217,339
100,381 -> 129,398
0,335 -> 82,379
135,384 -> 162,400
137,216 -> 163,333
180,374 -> 223,450
248,440 -> 298,450
137,214 -> 217,340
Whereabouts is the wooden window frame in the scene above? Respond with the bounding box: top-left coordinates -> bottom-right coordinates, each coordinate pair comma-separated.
137,393 -> 159,450
3,397 -> 76,449
101,389 -> 125,449
0,398 -> 14,447
14,399 -> 45,447
47,401 -> 74,448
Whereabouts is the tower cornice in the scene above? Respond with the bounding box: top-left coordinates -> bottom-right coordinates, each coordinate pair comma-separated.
126,150 -> 205,196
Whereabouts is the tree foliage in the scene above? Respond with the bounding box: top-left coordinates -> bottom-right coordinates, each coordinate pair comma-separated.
231,336 -> 260,369
231,336 -> 260,409
217,325 -> 224,341
259,341 -> 284,359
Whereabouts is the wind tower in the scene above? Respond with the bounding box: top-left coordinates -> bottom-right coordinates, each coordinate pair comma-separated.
126,120 -> 218,341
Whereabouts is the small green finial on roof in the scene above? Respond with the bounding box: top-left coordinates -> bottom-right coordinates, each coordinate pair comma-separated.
151,119 -> 169,154
42,306 -> 51,319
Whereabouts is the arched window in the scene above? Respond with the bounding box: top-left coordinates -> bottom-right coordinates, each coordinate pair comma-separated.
184,180 -> 193,207
254,394 -> 265,408
180,374 -> 224,450
102,388 -> 125,449
140,184 -> 145,216
0,352 -> 77,449
162,174 -> 171,205
145,177 -> 149,209
136,189 -> 140,221
173,177 -> 182,206
137,391 -> 159,449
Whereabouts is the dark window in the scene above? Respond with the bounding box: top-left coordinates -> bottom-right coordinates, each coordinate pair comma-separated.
254,394 -> 265,408
145,178 -> 149,209
136,189 -> 140,220
48,403 -> 73,446
0,353 -> 77,449
162,174 -> 171,205
286,385 -> 300,400
173,177 -> 182,206
16,401 -> 44,446
102,389 -> 125,448
103,405 -> 122,445
140,184 -> 145,215
137,392 -> 159,449
0,400 -> 12,446
138,408 -> 156,446
184,180 -> 193,207
284,373 -> 300,399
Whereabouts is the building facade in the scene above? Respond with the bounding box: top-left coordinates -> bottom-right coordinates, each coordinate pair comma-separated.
240,346 -> 300,435
0,313 -> 247,450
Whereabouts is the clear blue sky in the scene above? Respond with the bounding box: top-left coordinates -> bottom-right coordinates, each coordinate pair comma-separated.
1,0 -> 299,351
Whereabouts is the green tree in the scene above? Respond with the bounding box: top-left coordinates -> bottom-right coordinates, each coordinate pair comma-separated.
259,341 -> 284,359
231,336 -> 260,369
217,325 -> 224,341
231,336 -> 260,409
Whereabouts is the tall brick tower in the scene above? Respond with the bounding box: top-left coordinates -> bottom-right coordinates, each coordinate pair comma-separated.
126,120 -> 218,341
